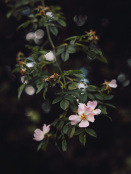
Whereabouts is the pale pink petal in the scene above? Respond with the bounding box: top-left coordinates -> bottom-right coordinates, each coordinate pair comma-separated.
43,124 -> 50,134
69,115 -> 79,120
109,79 -> 117,88
78,103 -> 86,115
87,113 -> 95,122
84,105 -> 91,115
78,103 -> 86,109
87,101 -> 97,110
33,129 -> 44,141
93,109 -> 101,115
79,120 -> 89,128
69,115 -> 81,124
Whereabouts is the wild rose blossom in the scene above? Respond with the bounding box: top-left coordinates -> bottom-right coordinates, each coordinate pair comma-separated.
69,101 -> 101,128
33,124 -> 50,141
104,79 -> 117,90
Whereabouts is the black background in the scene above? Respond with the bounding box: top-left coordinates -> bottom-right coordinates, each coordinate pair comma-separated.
0,0 -> 131,174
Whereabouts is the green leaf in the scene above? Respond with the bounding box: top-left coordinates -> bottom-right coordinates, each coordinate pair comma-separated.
103,94 -> 114,100
36,83 -> 44,94
43,87 -> 48,99
67,45 -> 77,54
98,105 -> 107,115
74,128 -> 84,135
64,95 -> 75,101
94,93 -> 103,100
37,140 -> 48,151
57,19 -> 66,27
63,123 -> 70,134
52,96 -> 63,104
86,93 -> 95,100
104,103 -> 117,109
85,128 -> 97,138
49,26 -> 58,36
56,46 -> 66,56
18,84 -> 26,100
60,100 -> 69,110
67,70 -> 83,75
61,51 -> 69,62
79,133 -> 86,146
96,55 -> 108,64
86,85 -> 98,92
67,126 -> 75,138
57,120 -> 65,130
62,139 -> 67,152
68,82 -> 78,90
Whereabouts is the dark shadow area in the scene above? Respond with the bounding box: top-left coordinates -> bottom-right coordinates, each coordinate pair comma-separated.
0,0 -> 131,174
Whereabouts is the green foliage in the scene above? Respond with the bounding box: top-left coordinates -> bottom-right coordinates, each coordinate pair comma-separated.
7,0 -> 117,152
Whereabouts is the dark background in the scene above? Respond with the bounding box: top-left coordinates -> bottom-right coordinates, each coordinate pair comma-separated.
0,0 -> 131,174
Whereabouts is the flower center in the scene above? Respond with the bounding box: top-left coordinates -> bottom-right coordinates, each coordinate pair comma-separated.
81,113 -> 87,120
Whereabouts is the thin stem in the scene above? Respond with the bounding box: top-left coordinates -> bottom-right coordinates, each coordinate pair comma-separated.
41,0 -> 66,84
46,26 -> 63,74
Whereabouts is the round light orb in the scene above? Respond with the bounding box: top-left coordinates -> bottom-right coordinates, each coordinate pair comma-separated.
26,32 -> 34,41
34,29 -> 44,39
117,73 -> 126,82
25,85 -> 35,95
127,58 -> 131,67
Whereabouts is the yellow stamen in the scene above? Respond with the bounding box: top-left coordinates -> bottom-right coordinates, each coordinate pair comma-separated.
81,113 -> 87,120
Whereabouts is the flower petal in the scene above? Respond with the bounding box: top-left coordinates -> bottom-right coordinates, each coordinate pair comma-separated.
109,79 -> 117,88
78,103 -> 86,115
93,109 -> 101,115
43,124 -> 50,134
69,115 -> 81,124
87,101 -> 97,110
87,113 -> 95,122
79,120 -> 89,127
33,129 -> 44,141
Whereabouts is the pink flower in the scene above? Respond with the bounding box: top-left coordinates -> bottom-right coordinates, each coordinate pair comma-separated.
108,79 -> 117,88
69,101 -> 101,128
87,101 -> 101,115
104,79 -> 117,90
33,124 -> 50,141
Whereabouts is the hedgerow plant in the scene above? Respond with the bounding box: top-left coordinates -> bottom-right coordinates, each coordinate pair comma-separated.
7,0 -> 117,152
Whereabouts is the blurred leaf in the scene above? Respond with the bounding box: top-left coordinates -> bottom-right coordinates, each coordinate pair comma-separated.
85,128 -> 97,138
60,100 -> 69,110
67,126 -> 75,138
86,93 -> 95,100
49,26 -> 58,36
36,83 -> 44,94
52,96 -> 63,104
74,128 -> 84,135
79,133 -> 86,146
57,19 -> 66,27
18,83 -> 26,100
62,138 -> 67,151
104,103 -> 117,109
98,105 -> 107,115
61,51 -> 69,61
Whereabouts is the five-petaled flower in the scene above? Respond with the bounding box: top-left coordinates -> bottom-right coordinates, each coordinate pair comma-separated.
69,101 -> 101,128
103,79 -> 117,91
33,124 -> 50,141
